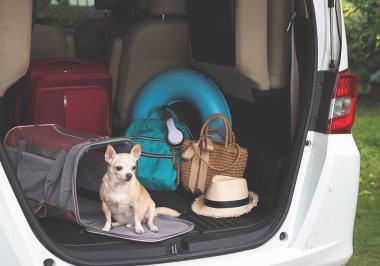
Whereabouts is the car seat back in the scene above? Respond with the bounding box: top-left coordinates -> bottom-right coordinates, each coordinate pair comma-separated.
115,0 -> 190,127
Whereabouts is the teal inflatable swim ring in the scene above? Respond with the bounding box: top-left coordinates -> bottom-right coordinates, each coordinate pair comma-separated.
129,69 -> 232,129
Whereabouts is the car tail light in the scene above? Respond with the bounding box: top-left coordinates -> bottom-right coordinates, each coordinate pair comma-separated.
327,71 -> 358,134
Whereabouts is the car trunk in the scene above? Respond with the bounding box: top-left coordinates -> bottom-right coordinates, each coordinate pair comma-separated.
0,0 -> 317,264
31,89 -> 309,264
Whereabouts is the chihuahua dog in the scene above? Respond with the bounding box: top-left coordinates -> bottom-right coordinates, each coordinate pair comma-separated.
99,144 -> 179,234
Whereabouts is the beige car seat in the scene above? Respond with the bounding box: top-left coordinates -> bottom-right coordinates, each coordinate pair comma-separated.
115,0 -> 190,128
31,24 -> 75,60
191,0 -> 292,101
106,37 -> 123,103
75,19 -> 129,63
268,0 -> 291,90
75,0 -> 139,103
31,0 -> 75,60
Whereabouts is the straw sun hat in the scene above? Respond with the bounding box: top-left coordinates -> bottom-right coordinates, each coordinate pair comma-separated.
191,175 -> 259,218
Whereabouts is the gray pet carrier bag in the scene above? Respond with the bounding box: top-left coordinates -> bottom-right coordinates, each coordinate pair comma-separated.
4,124 -> 193,242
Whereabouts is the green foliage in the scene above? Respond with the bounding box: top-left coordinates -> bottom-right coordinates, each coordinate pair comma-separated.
342,0 -> 380,94
56,0 -> 70,6
349,193 -> 380,265
36,4 -> 100,29
349,99 -> 380,265
347,0 -> 380,50
352,99 -> 380,198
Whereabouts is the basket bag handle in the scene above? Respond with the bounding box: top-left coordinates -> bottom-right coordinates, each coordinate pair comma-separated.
201,113 -> 235,147
191,114 -> 241,172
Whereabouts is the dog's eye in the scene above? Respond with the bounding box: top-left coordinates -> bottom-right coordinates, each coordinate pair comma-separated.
131,166 -> 136,171
115,166 -> 123,171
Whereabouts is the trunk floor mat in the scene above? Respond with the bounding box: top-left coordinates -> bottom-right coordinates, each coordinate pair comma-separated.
39,188 -> 269,245
76,197 -> 194,243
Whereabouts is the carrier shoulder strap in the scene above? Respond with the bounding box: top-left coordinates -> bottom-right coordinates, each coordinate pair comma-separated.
34,152 -> 67,217
15,140 -> 68,217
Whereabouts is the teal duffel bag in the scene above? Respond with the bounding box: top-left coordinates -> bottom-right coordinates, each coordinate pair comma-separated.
125,108 -> 192,191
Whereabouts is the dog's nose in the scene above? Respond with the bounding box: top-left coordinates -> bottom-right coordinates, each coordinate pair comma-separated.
126,173 -> 132,179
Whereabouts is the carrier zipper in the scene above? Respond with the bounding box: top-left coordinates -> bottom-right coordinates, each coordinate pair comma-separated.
56,126 -> 96,139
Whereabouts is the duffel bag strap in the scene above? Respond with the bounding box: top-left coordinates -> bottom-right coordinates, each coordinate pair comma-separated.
170,147 -> 180,186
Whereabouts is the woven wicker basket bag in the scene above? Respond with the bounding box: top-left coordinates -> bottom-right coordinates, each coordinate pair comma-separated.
181,114 -> 248,194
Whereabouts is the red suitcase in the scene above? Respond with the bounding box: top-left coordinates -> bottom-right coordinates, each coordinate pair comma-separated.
26,58 -> 112,136
34,86 -> 110,136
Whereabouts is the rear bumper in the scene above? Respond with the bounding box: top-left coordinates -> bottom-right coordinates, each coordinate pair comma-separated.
164,240 -> 352,266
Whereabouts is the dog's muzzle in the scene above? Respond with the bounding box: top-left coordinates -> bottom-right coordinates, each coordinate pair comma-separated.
125,173 -> 132,182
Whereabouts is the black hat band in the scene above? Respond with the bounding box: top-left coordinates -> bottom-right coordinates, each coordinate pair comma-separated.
204,197 -> 249,209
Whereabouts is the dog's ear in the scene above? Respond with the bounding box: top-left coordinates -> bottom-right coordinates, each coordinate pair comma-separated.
105,145 -> 116,164
131,144 -> 142,160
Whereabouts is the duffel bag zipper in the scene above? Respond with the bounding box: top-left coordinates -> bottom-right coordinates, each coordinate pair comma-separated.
141,152 -> 172,159
129,136 -> 167,143
63,95 -> 67,108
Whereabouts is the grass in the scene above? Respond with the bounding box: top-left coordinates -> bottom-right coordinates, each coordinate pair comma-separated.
348,98 -> 380,266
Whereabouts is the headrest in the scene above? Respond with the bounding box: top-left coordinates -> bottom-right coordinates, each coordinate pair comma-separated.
149,0 -> 186,16
95,0 -> 135,10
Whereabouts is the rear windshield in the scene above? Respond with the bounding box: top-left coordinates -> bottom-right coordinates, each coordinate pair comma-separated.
36,0 -> 104,29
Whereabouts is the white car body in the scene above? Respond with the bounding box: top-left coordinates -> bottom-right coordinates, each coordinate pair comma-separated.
0,0 -> 360,265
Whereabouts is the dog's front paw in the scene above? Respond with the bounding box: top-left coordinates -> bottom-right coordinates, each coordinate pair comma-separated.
135,224 -> 145,235
102,225 -> 111,231
149,225 -> 158,233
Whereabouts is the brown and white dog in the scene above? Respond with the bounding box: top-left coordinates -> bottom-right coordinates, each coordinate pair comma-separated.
99,144 -> 179,234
